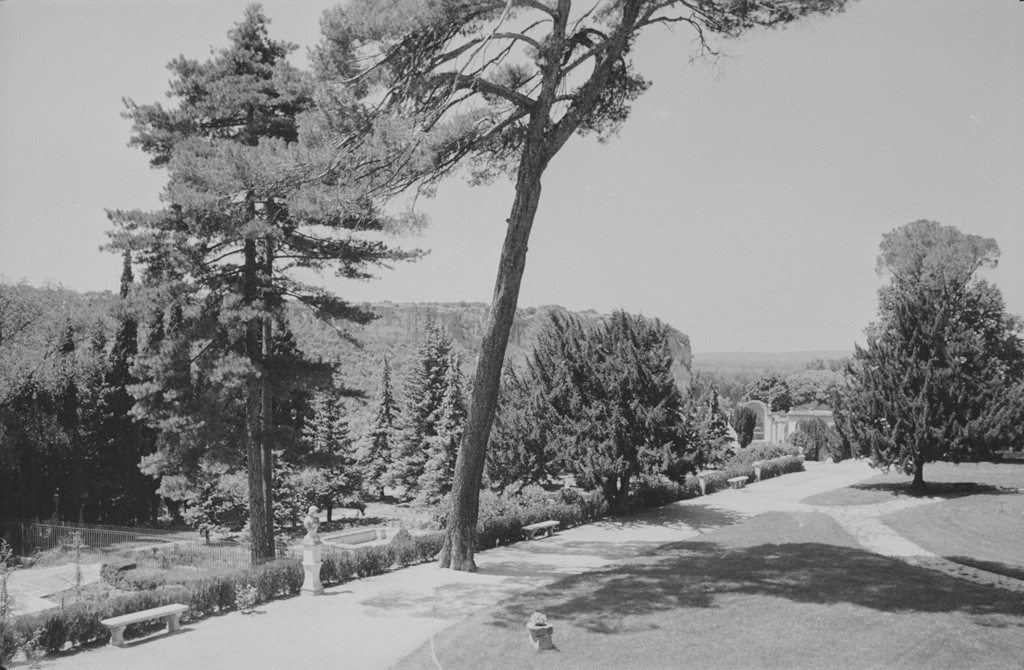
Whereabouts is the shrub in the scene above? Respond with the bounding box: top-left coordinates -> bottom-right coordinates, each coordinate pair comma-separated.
353,545 -> 393,578
99,559 -> 137,588
0,622 -> 17,664
786,419 -> 846,462
389,529 -> 419,568
248,560 -> 302,601
412,533 -> 444,563
321,551 -> 356,586
185,577 -> 235,616
731,442 -> 800,465
234,584 -> 258,613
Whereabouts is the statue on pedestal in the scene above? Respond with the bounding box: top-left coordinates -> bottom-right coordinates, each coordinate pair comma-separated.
303,505 -> 321,543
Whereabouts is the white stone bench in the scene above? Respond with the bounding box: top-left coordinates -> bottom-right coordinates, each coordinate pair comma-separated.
727,476 -> 748,490
522,520 -> 560,540
101,603 -> 189,647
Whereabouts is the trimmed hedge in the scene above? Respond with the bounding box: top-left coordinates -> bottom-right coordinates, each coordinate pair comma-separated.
632,454 -> 806,507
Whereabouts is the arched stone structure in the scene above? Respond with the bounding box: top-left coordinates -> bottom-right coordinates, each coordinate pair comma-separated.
742,400 -> 770,442
742,400 -> 835,445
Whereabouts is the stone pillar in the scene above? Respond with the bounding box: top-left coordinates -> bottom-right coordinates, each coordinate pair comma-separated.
301,539 -> 324,596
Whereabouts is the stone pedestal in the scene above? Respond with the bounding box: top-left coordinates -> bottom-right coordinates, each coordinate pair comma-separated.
527,623 -> 554,651
301,539 -> 324,596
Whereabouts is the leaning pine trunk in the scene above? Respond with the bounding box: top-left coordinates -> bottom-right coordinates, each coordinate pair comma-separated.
438,149 -> 547,571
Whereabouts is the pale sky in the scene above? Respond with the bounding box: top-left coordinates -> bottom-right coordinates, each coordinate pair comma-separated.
1,0 -> 1022,353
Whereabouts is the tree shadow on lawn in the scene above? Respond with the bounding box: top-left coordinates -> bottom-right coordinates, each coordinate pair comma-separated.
806,481 -> 1020,507
482,539 -> 1024,635
852,481 -> 1017,499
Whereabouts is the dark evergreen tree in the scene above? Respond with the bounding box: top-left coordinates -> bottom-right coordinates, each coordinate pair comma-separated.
93,251 -> 160,524
683,380 -> 733,468
731,406 -> 758,449
417,349 -> 467,506
485,366 -> 559,493
360,356 -> 398,500
522,311 -> 696,514
388,319 -> 453,498
297,386 -> 362,521
842,221 -> 1024,489
108,7 -> 417,561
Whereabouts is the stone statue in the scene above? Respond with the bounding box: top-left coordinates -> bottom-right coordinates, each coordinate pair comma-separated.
303,505 -> 321,542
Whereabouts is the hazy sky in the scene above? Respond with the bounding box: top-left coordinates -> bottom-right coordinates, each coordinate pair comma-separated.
1,0 -> 1021,353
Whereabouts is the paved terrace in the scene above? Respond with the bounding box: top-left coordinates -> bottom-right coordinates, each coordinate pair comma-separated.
45,460 -> 943,670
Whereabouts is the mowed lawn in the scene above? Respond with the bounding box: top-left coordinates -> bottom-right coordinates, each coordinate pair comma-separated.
805,461 -> 1024,579
393,511 -> 1024,670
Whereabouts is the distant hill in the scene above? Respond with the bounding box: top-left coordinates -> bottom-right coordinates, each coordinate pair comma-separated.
690,350 -> 852,406
693,350 -> 852,372
1,283 -> 693,432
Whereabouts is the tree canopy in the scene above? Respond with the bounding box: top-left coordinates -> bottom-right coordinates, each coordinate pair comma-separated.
842,220 -> 1024,489
107,6 -> 419,561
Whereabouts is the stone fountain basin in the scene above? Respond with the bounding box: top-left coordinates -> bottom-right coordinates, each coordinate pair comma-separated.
322,527 -> 388,546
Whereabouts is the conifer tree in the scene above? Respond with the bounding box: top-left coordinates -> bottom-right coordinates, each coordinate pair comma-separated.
388,319 -> 453,498
485,366 -> 559,493
93,251 -> 160,524
361,356 -> 398,500
417,349 -> 467,506
107,7 -> 417,561
731,406 -> 757,449
684,382 -> 733,467
297,386 -> 361,521
842,221 -> 1024,489
510,310 -> 695,513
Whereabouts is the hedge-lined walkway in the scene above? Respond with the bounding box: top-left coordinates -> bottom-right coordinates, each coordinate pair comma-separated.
50,461 -> 882,670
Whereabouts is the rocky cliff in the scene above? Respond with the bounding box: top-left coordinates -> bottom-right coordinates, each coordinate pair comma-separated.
289,301 -> 692,401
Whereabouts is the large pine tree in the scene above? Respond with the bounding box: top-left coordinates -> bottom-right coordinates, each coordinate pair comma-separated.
312,0 -> 850,569
107,7 -> 417,561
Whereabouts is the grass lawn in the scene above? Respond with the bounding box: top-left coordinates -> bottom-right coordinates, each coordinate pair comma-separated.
801,461 -> 1024,507
394,512 -> 1024,670
803,461 -> 1024,580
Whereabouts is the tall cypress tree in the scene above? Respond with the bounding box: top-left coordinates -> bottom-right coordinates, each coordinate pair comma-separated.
107,7 -> 418,561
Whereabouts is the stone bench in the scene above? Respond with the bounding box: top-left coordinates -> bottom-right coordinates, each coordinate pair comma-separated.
727,476 -> 748,490
101,603 -> 189,647
522,520 -> 560,540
